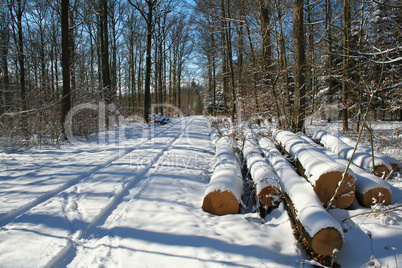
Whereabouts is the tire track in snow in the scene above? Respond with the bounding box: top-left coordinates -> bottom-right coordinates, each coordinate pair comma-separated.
43,117 -> 195,268
0,119 -> 186,227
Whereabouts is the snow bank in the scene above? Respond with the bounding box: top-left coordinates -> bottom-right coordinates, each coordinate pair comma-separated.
202,136 -> 243,215
338,135 -> 400,172
259,137 -> 344,256
313,130 -> 392,177
243,133 -> 281,207
298,133 -> 392,207
274,130 -> 356,209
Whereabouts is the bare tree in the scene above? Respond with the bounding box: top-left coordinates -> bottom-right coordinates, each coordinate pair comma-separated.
8,0 -> 26,112
61,0 -> 71,137
342,0 -> 351,131
292,0 -> 306,131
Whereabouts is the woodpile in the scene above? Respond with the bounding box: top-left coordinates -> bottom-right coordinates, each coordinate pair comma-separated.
259,137 -> 344,256
202,136 -> 243,216
298,133 -> 392,207
274,130 -> 356,209
313,130 -> 392,177
338,135 -> 400,172
243,133 -> 281,207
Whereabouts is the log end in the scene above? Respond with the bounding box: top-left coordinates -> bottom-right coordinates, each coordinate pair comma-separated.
357,187 -> 392,207
374,165 -> 391,178
311,227 -> 343,256
314,171 -> 356,209
258,186 -> 282,207
202,190 -> 239,216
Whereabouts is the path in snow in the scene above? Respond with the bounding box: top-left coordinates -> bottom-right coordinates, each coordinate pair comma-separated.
0,117 -> 199,267
65,116 -> 301,267
1,116 -> 401,267
0,116 -> 301,267
0,119 -> 185,226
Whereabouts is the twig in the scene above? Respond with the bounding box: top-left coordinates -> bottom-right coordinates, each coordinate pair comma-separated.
342,205 -> 402,222
326,92 -> 373,211
326,48 -> 386,211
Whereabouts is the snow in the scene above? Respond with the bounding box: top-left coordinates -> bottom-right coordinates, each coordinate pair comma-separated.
242,133 -> 281,204
338,135 -> 400,168
258,137 -> 344,241
313,130 -> 392,173
0,117 -> 401,267
298,133 -> 391,197
273,130 -> 356,186
204,136 -> 243,201
0,116 -> 302,267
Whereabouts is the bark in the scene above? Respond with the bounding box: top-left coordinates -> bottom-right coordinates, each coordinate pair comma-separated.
144,1 -> 154,122
1,17 -> 10,112
100,0 -> 112,105
61,0 -> 71,136
293,0 -> 306,131
244,15 -> 258,111
276,0 -> 291,127
224,0 -> 236,122
9,0 -> 27,112
260,0 -> 281,126
342,0 -> 351,131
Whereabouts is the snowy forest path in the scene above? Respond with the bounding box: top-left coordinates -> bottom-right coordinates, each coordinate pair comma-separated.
42,116 -> 196,267
0,117 -> 195,267
0,116 -> 307,268
0,118 -> 186,227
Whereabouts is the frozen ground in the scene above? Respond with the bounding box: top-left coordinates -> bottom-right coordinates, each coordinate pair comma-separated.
0,116 -> 401,267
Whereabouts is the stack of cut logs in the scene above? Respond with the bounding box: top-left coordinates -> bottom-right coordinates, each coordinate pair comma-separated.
202,125 -> 399,258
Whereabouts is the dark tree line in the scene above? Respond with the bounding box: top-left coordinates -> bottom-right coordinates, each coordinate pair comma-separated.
195,0 -> 401,131
0,0 -> 400,146
0,0 -> 196,146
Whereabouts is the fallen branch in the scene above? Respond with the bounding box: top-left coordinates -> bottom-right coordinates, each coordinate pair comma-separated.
342,205 -> 402,222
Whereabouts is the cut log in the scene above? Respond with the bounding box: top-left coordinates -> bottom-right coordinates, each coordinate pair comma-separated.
338,135 -> 400,172
243,133 -> 281,207
259,137 -> 344,256
298,133 -> 392,207
202,136 -> 243,216
313,130 -> 392,178
274,130 -> 356,209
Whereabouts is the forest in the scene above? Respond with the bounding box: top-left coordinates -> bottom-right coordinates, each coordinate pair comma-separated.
0,0 -> 401,146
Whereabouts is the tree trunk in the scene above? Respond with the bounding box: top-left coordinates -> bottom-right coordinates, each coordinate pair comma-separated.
276,0 -> 291,128
326,0 -> 334,101
100,0 -> 112,104
224,0 -> 236,122
143,2 -> 153,123
342,0 -> 351,131
307,0 -> 316,119
244,16 -> 259,112
293,0 -> 306,132
9,0 -> 27,112
61,0 -> 71,137
1,17 -> 10,113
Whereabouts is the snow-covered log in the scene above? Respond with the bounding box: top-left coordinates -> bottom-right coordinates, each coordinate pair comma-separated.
274,130 -> 356,209
259,137 -> 344,256
298,133 -> 392,207
202,136 -> 243,216
313,130 -> 392,177
243,134 -> 281,207
338,135 -> 400,172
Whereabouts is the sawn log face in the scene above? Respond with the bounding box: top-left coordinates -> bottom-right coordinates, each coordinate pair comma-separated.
314,171 -> 355,209
202,190 -> 239,216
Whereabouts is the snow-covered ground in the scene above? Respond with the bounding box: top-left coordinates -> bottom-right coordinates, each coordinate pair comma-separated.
0,116 -> 401,267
